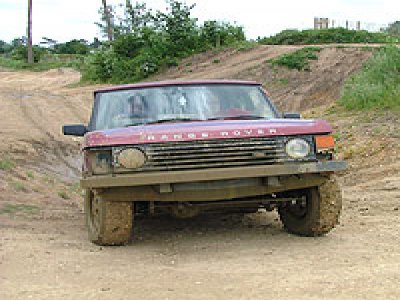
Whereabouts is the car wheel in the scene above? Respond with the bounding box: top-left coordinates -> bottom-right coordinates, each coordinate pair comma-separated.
278,175 -> 342,236
84,189 -> 133,245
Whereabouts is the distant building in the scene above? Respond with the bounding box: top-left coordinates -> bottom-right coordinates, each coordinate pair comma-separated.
314,18 -> 329,29
314,17 -> 362,30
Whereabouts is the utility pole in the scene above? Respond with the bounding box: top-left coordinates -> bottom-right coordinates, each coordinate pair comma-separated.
27,0 -> 33,63
102,0 -> 113,41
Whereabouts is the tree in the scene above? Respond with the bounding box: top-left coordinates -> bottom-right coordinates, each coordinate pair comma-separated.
27,0 -> 33,63
11,37 -> 26,47
54,39 -> 90,55
384,21 -> 400,37
96,1 -> 152,39
121,1 -> 152,34
154,0 -> 199,57
91,37 -> 102,48
200,21 -> 245,48
0,40 -> 12,54
102,0 -> 114,41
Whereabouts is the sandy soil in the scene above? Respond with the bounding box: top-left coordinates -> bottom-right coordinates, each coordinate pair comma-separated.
0,46 -> 399,299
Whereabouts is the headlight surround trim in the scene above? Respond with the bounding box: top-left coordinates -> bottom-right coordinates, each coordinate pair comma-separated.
87,149 -> 112,175
285,138 -> 311,159
115,147 -> 147,169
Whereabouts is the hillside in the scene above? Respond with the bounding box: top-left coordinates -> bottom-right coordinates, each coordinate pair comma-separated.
153,45 -> 374,111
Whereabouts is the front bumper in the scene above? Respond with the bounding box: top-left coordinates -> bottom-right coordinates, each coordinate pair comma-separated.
81,161 -> 346,189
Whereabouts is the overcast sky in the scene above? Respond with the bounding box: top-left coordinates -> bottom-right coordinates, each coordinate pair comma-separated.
1,0 -> 399,43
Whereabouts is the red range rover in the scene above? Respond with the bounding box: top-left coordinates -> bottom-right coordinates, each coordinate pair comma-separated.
63,80 -> 346,245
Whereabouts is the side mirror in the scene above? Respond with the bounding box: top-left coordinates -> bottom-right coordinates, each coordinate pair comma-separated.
63,124 -> 88,136
283,112 -> 301,119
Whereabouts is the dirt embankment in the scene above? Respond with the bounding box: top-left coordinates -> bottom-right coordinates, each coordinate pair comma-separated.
153,45 -> 373,112
0,46 -> 399,300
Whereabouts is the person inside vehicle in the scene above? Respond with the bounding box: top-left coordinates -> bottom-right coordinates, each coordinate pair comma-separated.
112,94 -> 148,127
127,94 -> 148,118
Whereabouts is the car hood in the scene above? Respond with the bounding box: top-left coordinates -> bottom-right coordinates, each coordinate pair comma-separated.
83,119 -> 332,148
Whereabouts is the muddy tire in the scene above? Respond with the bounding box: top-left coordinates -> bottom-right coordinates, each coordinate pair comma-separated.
278,175 -> 342,236
84,189 -> 133,246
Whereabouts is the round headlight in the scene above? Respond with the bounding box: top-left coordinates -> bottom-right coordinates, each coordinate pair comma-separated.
117,148 -> 146,169
286,138 -> 310,159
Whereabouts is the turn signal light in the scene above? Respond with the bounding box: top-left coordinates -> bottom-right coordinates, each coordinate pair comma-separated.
315,135 -> 335,150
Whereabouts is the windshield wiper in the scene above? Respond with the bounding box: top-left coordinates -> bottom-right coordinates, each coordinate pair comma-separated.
207,114 -> 266,120
124,115 -> 266,128
125,118 -> 204,127
124,122 -> 146,127
147,118 -> 204,124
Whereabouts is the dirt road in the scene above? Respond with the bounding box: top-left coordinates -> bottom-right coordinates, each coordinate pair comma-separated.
1,46 -> 399,299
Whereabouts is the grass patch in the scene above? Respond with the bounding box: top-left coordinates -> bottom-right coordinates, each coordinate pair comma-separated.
236,41 -> 257,52
13,181 -> 27,192
43,176 -> 55,184
0,157 -> 16,171
0,203 -> 40,215
0,54 -> 84,72
361,46 -> 374,52
267,77 -> 289,86
269,47 -> 321,71
372,126 -> 386,135
338,45 -> 400,110
259,28 -> 399,45
26,171 -> 34,179
58,191 -> 70,200
333,132 -> 342,142
274,77 -> 289,85
68,182 -> 82,194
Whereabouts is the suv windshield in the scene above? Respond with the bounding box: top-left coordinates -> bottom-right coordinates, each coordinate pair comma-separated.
92,84 -> 277,130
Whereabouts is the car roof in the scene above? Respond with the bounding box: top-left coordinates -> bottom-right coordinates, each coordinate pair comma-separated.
94,79 -> 261,94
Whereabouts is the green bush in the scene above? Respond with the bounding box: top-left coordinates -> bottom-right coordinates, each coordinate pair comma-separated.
113,34 -> 145,59
82,44 -> 164,84
259,28 -> 399,45
81,47 -> 116,82
200,21 -> 246,48
269,47 -> 321,70
12,45 -> 44,62
338,45 -> 400,110
54,39 -> 90,55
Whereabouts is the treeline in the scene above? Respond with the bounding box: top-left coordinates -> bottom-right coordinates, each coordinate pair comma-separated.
0,38 -> 95,62
82,0 -> 246,83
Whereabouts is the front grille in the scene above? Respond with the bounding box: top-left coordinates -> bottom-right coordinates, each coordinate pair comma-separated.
126,137 -> 299,172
